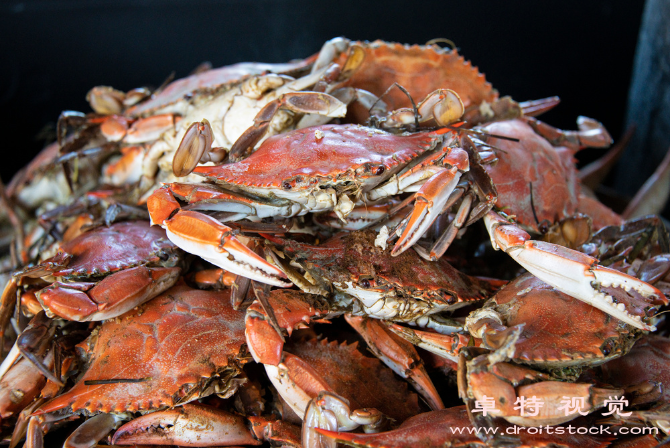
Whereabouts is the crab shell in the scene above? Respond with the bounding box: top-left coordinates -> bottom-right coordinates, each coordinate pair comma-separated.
479,272 -> 641,370
42,220 -> 179,280
480,119 -> 587,233
601,334 -> 670,403
126,57 -> 317,118
335,40 -> 497,113
275,230 -> 495,321
36,283 -> 249,415
192,124 -> 442,201
284,338 -> 422,424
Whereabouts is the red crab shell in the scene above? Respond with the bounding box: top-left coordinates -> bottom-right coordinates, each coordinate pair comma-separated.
193,124 -> 440,190
285,338 -> 422,424
601,334 -> 670,403
480,119 -> 583,233
336,40 -> 497,111
487,273 -> 638,368
49,220 -> 178,279
37,283 -> 248,415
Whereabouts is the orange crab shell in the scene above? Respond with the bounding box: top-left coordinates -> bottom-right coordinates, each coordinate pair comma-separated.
481,119 -> 582,233
602,334 -> 670,403
490,273 -> 637,366
285,338 -> 422,424
49,220 -> 178,279
193,124 -> 441,190
36,284 -> 248,415
336,40 -> 497,111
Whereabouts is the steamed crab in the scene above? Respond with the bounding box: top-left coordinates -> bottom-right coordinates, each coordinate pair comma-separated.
148,113 -> 664,332
458,329 -> 625,433
14,220 -> 182,322
88,38 -> 367,197
30,283 -> 251,446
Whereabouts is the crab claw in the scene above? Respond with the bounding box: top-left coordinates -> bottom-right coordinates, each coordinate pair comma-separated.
484,211 -> 668,331
151,203 -> 290,286
303,391 -> 386,448
392,166 -> 463,256
37,266 -> 181,321
112,403 -> 261,446
245,290 -> 336,365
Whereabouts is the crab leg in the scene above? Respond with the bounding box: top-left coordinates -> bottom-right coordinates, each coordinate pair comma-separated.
524,116 -> 613,151
148,188 -> 290,286
36,266 -> 181,321
387,323 -> 472,363
345,316 -> 444,410
392,159 -> 466,256
112,403 -> 261,446
424,190 -> 474,261
484,211 -> 668,330
63,413 -> 127,448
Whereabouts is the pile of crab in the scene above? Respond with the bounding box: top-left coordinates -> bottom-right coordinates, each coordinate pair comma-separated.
1,37 -> 670,448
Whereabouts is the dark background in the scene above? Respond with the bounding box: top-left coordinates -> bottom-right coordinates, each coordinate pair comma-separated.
0,0 -> 646,193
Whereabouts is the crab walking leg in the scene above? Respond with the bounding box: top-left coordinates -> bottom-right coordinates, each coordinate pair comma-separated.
112,403 -> 262,446
344,316 -> 444,411
387,323 -> 472,363
64,413 -> 127,448
483,211 -> 668,330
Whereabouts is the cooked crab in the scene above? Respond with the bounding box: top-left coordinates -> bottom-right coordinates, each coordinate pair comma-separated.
31,283 -> 250,446
15,220 -> 182,322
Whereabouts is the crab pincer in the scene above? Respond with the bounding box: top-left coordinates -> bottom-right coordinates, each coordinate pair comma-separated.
147,191 -> 291,287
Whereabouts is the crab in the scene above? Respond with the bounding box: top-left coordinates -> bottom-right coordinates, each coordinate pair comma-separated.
263,230 -> 495,327
14,220 -> 183,322
458,328 -> 625,434
327,39 -> 498,124
146,120 -> 471,285
88,38 -> 365,197
311,401 -> 614,448
464,272 -> 651,375
471,118 -> 667,331
245,289 -> 444,414
28,283 -> 250,446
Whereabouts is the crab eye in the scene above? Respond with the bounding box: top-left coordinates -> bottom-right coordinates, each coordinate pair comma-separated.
359,277 -> 375,288
373,166 -> 385,175
282,182 -> 292,190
